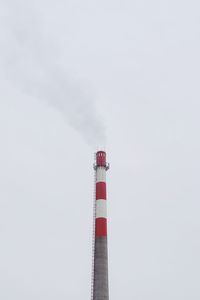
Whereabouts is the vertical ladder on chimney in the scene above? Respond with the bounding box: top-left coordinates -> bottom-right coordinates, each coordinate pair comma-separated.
91,157 -> 96,300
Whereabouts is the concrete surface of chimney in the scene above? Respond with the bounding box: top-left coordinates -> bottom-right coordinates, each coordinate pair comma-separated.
92,151 -> 109,300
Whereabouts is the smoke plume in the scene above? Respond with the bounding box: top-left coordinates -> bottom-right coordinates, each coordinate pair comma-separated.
0,0 -> 106,146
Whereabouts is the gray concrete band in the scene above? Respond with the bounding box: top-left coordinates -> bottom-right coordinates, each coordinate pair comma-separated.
93,236 -> 109,300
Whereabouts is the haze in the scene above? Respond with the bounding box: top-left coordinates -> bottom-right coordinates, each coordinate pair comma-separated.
0,0 -> 200,299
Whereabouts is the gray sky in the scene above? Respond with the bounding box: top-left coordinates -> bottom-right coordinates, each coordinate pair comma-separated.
0,0 -> 200,299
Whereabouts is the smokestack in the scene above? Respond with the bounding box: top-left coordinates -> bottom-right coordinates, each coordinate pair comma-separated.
92,151 -> 109,300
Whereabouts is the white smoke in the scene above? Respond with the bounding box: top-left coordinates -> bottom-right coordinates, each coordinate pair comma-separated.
0,0 -> 106,146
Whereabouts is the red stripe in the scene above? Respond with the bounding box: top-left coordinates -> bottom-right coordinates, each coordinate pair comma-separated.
95,218 -> 107,236
96,182 -> 106,200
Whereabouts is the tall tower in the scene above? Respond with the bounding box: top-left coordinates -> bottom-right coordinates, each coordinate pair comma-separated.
92,151 -> 109,300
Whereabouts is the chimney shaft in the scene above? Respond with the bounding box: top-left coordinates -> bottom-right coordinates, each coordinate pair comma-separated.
92,151 -> 109,300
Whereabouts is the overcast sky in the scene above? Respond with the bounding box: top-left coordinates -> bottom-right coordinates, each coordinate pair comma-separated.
0,0 -> 200,299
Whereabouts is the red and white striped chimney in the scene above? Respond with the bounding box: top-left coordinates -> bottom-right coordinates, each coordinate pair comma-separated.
92,151 -> 109,300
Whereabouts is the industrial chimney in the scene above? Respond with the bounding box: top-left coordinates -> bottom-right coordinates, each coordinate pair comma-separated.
92,151 -> 109,300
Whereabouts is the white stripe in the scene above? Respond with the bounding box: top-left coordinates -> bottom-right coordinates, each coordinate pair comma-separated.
96,167 -> 106,183
96,199 -> 107,219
